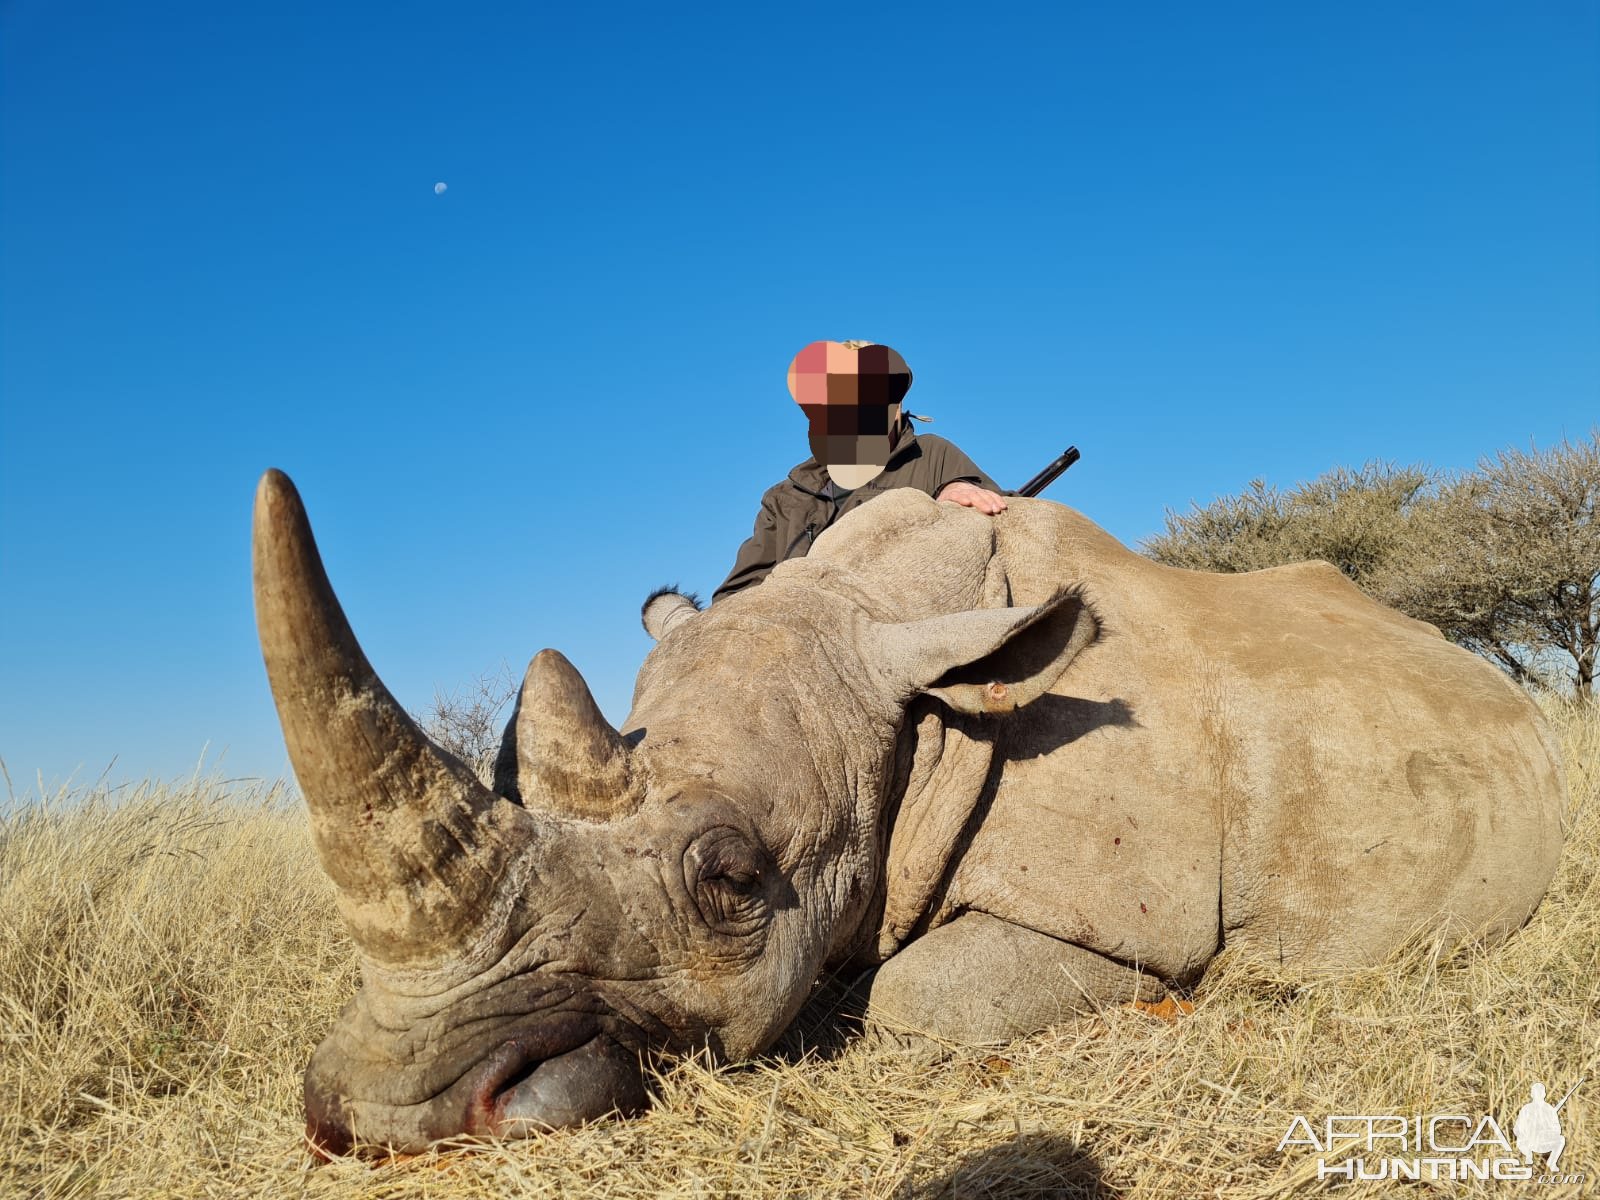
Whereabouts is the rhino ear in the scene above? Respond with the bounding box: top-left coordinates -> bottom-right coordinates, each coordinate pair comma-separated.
642,586 -> 702,641
873,588 -> 1099,715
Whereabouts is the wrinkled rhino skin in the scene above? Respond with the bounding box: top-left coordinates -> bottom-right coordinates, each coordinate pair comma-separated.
251,469 -> 1565,1154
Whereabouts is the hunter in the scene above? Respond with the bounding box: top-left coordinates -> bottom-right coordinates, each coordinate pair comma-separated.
713,340 -> 1007,602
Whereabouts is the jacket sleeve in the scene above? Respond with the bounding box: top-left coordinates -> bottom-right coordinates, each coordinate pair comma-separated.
712,490 -> 781,604
926,435 -> 1001,494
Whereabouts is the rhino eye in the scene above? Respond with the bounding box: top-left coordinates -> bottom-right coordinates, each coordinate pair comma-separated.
685,828 -> 769,935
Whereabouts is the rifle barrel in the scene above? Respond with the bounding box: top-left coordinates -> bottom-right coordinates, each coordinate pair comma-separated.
1553,1079 -> 1584,1111
1017,446 -> 1080,498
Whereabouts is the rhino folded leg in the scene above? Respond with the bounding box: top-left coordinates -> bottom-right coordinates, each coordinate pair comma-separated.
866,912 -> 1167,1046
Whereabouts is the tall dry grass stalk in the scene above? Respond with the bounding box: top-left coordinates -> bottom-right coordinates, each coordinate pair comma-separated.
1,701 -> 1595,1198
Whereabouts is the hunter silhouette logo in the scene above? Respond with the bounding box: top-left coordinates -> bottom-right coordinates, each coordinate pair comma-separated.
1276,1079 -> 1586,1185
786,339 -> 913,490
1515,1081 -> 1578,1171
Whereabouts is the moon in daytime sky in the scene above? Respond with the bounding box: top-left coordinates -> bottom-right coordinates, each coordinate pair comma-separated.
434,181 -> 448,195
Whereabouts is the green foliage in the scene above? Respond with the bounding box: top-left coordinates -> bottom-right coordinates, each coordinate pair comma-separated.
1387,437 -> 1600,695
1143,463 -> 1432,585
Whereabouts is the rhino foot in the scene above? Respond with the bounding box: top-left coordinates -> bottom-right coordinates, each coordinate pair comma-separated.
865,912 -> 1168,1046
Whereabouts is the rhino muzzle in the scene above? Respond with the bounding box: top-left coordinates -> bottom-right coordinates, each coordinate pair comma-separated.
303,1014 -> 651,1156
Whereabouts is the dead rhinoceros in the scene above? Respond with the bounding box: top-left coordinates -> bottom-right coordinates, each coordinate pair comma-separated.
251,468 -> 1565,1154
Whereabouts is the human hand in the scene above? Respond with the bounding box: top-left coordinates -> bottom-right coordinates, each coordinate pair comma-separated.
936,481 -> 1009,515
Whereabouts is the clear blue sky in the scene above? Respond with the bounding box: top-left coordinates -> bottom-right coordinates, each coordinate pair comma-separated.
2,1 -> 1596,790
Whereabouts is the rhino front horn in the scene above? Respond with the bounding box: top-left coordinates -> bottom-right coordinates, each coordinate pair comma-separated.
494,650 -> 644,820
252,469 -> 533,966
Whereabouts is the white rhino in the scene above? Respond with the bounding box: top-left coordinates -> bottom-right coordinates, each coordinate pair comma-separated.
251,469 -> 1565,1155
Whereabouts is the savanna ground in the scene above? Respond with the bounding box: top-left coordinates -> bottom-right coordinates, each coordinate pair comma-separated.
1,700 -> 1595,1199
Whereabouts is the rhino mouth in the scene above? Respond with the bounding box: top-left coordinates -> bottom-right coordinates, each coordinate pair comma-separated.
468,1033 -> 651,1137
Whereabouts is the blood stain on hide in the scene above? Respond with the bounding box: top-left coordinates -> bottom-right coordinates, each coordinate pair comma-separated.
1139,902 -> 1148,914
1114,837 -> 1121,845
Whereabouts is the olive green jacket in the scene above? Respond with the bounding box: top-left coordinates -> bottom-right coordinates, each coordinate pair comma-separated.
712,431 -> 998,603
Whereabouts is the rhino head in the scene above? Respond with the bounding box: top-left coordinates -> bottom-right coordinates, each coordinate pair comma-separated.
252,469 -> 1096,1154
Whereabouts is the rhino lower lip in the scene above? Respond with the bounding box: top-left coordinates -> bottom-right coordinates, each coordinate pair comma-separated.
469,1031 -> 651,1136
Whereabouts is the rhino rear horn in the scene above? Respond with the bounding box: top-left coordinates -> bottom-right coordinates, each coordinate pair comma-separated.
493,650 -> 644,820
252,469 -> 533,967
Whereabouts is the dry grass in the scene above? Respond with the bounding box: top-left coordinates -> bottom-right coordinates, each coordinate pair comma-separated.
1,702 -> 1595,1199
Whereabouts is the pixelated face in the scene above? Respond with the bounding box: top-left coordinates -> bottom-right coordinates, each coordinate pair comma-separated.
786,341 -> 912,489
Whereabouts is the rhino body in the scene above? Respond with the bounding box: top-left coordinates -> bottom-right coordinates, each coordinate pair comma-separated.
251,470 -> 1564,1154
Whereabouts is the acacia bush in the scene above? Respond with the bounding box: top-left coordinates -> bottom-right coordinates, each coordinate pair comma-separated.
415,664 -> 518,784
1387,439 -> 1600,697
1140,463 -> 1433,584
1144,432 -> 1600,698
